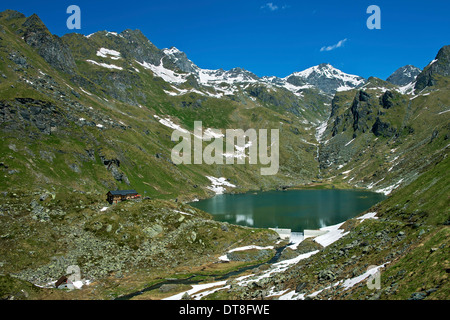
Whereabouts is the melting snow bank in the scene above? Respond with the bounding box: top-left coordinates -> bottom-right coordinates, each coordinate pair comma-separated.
287,232 -> 305,250
163,250 -> 320,300
161,213 -> 384,300
35,279 -> 91,290
153,115 -> 189,134
279,262 -> 389,300
313,222 -> 349,247
136,59 -> 187,84
218,245 -> 275,262
205,176 -> 236,195
86,59 -> 123,70
356,211 -> 378,222
163,280 -> 228,300
96,48 -> 121,60
315,119 -> 328,142
251,250 -> 320,283
375,178 -> 404,196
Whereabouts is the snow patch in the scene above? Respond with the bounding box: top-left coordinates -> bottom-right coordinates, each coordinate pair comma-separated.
342,169 -> 353,175
240,250 -> 320,288
396,81 -> 416,95
80,88 -> 92,96
96,48 -> 121,60
345,138 -> 355,146
153,115 -> 189,134
282,262 -> 389,300
356,212 -> 378,222
163,280 -> 228,300
313,222 -> 349,247
86,59 -> 123,70
136,59 -> 186,84
315,120 -> 328,142
173,209 -> 193,216
205,176 -> 236,195
340,263 -> 388,290
218,245 -> 275,262
375,178 -> 404,195
438,109 -> 450,115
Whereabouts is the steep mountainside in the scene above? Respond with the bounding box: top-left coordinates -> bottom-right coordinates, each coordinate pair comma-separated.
0,10 -> 332,200
415,45 -> 450,92
317,73 -> 449,196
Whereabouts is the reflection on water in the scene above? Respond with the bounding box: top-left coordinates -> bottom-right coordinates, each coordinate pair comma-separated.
190,189 -> 385,232
235,214 -> 254,226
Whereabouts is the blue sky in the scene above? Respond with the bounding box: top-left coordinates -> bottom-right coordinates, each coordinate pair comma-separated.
2,1 -> 449,79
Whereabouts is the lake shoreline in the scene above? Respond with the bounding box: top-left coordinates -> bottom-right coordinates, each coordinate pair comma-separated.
189,188 -> 386,232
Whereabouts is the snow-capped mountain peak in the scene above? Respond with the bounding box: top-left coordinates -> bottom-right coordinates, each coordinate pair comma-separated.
282,63 -> 366,95
386,65 -> 422,86
163,47 -> 182,55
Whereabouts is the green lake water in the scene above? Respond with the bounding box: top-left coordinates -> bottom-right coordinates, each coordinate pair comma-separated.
190,189 -> 386,232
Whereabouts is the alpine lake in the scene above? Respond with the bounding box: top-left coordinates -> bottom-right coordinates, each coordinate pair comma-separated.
190,189 -> 386,232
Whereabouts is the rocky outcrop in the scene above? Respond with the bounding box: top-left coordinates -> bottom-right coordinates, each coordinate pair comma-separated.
415,45 -> 450,91
350,90 -> 374,136
163,47 -> 198,73
0,98 -> 67,135
371,117 -> 397,137
226,249 -> 274,262
379,90 -> 402,109
247,85 -> 305,116
100,156 -> 130,185
118,29 -> 166,66
20,14 -> 76,74
386,65 -> 421,86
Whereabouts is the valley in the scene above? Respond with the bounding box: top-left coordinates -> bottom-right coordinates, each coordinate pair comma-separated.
0,9 -> 448,301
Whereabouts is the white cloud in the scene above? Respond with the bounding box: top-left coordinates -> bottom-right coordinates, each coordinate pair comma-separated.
320,38 -> 348,52
261,3 -> 279,11
260,3 -> 290,11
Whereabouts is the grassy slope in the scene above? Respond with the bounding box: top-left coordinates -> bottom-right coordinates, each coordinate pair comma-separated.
0,11 -> 318,299
1,13 -> 323,201
318,77 -> 450,195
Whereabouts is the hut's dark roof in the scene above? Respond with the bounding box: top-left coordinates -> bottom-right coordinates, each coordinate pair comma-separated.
55,275 -> 68,287
108,190 -> 138,196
